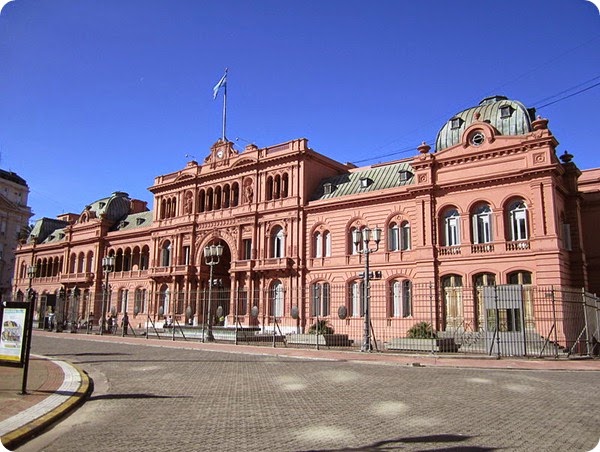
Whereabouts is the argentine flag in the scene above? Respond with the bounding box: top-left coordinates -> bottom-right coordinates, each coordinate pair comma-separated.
213,70 -> 227,99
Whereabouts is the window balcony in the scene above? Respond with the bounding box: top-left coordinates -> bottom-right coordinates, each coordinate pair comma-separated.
255,257 -> 293,272
232,260 -> 255,271
111,269 -> 149,280
60,272 -> 95,283
471,243 -> 494,253
439,246 -> 461,256
506,240 -> 530,251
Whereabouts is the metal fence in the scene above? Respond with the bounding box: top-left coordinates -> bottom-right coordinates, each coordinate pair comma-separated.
32,283 -> 600,358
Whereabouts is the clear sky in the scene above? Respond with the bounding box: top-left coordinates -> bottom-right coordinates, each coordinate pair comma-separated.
1,0 -> 599,222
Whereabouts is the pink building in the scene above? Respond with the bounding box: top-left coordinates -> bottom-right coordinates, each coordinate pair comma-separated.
13,96 -> 600,354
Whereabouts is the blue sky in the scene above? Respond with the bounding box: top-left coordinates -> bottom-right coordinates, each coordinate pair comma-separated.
1,0 -> 599,222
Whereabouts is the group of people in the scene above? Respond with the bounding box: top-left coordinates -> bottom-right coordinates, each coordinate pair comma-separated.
105,312 -> 129,335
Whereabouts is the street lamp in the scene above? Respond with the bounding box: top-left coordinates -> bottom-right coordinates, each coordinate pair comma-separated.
70,286 -> 80,333
100,255 -> 115,335
352,226 -> 382,352
57,286 -> 66,333
26,265 -> 37,325
26,265 -> 36,300
203,243 -> 223,342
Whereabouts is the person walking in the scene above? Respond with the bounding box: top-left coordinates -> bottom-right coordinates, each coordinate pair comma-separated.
122,312 -> 129,336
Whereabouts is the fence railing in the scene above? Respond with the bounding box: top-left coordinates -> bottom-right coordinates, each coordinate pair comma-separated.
28,283 -> 600,358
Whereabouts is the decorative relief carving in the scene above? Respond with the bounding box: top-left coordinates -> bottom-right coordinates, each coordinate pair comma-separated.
418,174 -> 428,183
533,152 -> 546,164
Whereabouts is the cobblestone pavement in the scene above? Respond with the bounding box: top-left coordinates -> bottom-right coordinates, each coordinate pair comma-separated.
20,335 -> 600,452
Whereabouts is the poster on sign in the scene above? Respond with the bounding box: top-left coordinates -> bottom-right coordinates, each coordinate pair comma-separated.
0,302 -> 29,367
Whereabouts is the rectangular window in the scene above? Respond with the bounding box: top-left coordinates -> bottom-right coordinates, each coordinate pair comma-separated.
183,246 -> 190,265
243,239 -> 252,260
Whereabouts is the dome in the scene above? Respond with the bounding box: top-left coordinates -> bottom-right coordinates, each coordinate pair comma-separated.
83,191 -> 131,222
435,96 -> 535,152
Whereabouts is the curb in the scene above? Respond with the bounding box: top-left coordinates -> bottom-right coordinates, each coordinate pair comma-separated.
1,361 -> 92,451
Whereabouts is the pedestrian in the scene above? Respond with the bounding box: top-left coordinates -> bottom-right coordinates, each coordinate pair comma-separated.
122,312 -> 129,336
107,315 -> 113,334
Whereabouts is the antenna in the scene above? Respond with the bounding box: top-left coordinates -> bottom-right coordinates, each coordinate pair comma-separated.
185,153 -> 196,160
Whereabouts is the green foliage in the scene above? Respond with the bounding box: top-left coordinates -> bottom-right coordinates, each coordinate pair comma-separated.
308,319 -> 334,335
17,224 -> 33,243
406,321 -> 436,339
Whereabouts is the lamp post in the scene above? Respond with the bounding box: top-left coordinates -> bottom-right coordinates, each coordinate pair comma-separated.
20,264 -> 38,394
70,286 -> 80,333
203,243 -> 223,342
26,264 -> 37,320
26,265 -> 36,301
100,255 -> 115,335
352,226 -> 382,352
57,286 -> 66,333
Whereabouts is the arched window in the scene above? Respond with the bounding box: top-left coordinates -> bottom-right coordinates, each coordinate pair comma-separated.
134,288 -> 146,314
123,248 -> 132,271
442,274 -> 463,330
508,270 -> 531,285
311,282 -> 330,317
270,280 -> 284,317
271,227 -> 285,258
349,280 -> 365,317
314,231 -> 322,258
349,226 -> 363,255
400,221 -> 411,251
140,246 -> 150,270
282,173 -> 289,198
473,272 -> 496,331
231,182 -> 239,207
115,249 -> 124,272
161,241 -> 171,267
388,222 -> 400,251
206,188 -> 214,211
119,289 -> 129,313
472,203 -> 493,244
390,280 -> 412,318
198,190 -> 205,213
223,184 -> 230,208
86,251 -> 94,273
443,208 -> 460,246
274,175 -> 281,199
507,199 -> 528,242
77,252 -> 85,273
214,186 -> 222,210
266,177 -> 273,201
324,231 -> 331,257
159,284 -> 170,315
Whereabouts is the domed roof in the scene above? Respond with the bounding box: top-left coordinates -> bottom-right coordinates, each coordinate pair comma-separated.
435,96 -> 535,152
83,191 -> 131,222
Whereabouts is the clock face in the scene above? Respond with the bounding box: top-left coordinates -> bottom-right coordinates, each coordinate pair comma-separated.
216,150 -> 224,159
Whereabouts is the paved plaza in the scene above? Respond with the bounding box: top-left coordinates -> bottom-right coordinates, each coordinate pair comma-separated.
9,333 -> 600,451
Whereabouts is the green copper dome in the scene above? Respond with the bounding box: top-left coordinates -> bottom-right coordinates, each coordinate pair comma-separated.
435,96 -> 536,152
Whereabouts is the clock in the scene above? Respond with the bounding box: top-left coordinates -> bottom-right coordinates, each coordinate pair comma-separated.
216,150 -> 224,159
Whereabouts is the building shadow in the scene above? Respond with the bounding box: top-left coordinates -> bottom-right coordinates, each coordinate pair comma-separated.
299,434 -> 498,451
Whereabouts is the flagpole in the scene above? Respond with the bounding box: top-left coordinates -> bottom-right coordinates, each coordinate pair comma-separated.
222,80 -> 227,141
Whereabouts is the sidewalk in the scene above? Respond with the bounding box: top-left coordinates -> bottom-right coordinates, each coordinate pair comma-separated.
1,329 -> 599,450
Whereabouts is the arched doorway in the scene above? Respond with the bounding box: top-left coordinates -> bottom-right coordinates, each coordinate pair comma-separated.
198,239 -> 232,328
